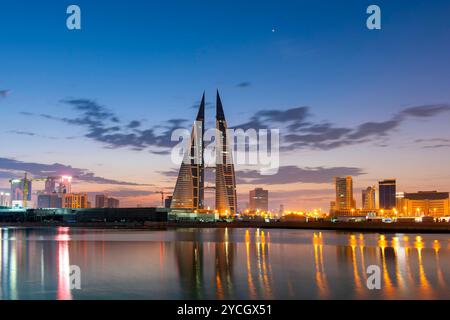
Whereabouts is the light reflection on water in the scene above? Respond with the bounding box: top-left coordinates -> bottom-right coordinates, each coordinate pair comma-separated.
0,227 -> 449,300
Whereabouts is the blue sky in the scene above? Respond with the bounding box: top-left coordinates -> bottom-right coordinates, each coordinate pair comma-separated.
1,0 -> 450,209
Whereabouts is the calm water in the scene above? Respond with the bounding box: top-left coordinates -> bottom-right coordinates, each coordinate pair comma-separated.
0,227 -> 449,300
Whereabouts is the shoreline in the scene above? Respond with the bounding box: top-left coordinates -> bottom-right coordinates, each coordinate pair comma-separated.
1,221 -> 450,233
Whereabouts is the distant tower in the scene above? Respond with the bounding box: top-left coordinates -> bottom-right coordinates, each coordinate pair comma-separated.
335,176 -> 355,210
215,91 -> 237,215
249,188 -> 269,212
378,179 -> 396,209
171,93 -> 205,210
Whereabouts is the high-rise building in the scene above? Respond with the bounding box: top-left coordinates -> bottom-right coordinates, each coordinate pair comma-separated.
215,91 -> 237,216
362,186 -> 377,210
249,188 -> 269,212
63,193 -> 88,208
45,177 -> 57,193
37,193 -> 62,208
95,194 -> 120,208
10,178 -> 32,202
171,94 -> 205,210
58,176 -> 72,194
0,192 -> 11,207
107,197 -> 120,208
95,194 -> 107,208
379,179 -> 396,210
398,191 -> 449,217
164,196 -> 173,208
334,176 -> 355,210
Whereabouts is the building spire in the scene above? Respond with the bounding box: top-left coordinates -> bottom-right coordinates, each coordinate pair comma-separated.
196,91 -> 205,121
216,90 -> 225,120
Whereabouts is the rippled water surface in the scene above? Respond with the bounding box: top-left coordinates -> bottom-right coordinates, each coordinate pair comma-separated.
0,227 -> 449,299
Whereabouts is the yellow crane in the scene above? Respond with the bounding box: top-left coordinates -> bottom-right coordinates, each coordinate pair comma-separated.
9,173 -> 66,208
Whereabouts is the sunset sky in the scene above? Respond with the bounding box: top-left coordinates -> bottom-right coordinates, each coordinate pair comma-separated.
1,0 -> 450,210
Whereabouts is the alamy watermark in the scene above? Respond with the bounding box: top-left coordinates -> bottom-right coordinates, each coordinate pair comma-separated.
366,265 -> 381,290
70,265 -> 82,290
171,123 -> 280,175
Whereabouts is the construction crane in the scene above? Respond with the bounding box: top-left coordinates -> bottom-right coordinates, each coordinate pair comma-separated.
9,173 -> 76,208
154,191 -> 166,207
9,172 -> 45,208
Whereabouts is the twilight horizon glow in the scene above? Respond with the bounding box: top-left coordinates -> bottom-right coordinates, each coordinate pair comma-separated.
1,0 -> 450,211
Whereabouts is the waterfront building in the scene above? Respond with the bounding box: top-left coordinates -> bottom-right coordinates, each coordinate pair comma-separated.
10,178 -> 32,202
37,193 -> 62,208
95,194 -> 107,208
335,177 -> 355,208
249,188 -> 269,212
362,186 -> 377,210
215,91 -> 237,216
63,193 -> 88,209
379,179 -> 396,209
165,196 -> 173,208
95,194 -> 120,208
398,191 -> 449,217
107,197 -> 120,208
171,94 -> 205,210
0,192 -> 11,207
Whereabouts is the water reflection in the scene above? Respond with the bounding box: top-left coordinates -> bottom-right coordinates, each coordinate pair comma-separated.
0,227 -> 448,299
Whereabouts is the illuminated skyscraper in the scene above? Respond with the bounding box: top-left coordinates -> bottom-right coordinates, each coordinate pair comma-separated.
362,186 -> 377,210
379,179 -> 396,209
249,188 -> 269,212
215,91 -> 237,215
171,94 -> 205,210
334,176 -> 355,210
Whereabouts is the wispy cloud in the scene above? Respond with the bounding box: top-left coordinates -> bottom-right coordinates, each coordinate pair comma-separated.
236,81 -> 251,88
236,165 -> 365,185
0,90 -> 10,98
235,103 -> 450,151
0,157 -> 152,186
33,98 -> 189,154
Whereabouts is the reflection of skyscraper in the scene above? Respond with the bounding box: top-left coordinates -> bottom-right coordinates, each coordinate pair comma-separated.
379,179 -> 396,209
214,229 -> 236,298
215,91 -> 237,215
171,94 -> 205,210
174,241 -> 204,299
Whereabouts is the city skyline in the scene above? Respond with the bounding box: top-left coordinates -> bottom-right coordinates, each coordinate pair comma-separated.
1,0 -> 450,210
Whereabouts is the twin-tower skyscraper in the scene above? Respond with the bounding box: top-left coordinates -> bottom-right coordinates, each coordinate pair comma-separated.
171,91 -> 237,215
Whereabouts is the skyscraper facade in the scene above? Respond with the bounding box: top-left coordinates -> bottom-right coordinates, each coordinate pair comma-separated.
10,178 -> 32,202
398,191 -> 449,217
171,94 -> 205,210
215,91 -> 237,216
249,188 -> 269,212
335,176 -> 355,210
379,179 -> 396,209
362,186 -> 377,210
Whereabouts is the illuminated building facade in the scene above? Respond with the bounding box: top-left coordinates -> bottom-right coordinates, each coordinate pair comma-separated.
171,94 -> 205,210
379,179 -> 396,209
398,191 -> 449,217
63,193 -> 88,209
0,192 -> 11,207
362,186 -> 377,210
249,188 -> 269,212
334,176 -> 355,210
215,91 -> 237,216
